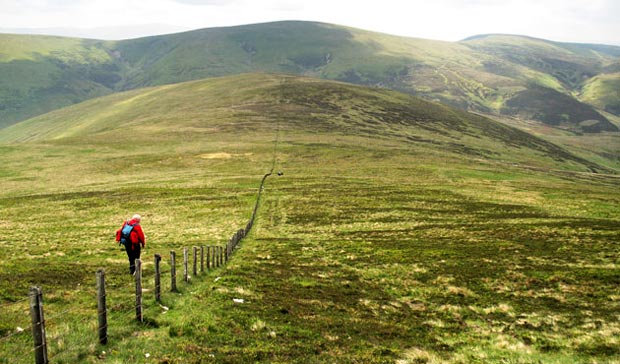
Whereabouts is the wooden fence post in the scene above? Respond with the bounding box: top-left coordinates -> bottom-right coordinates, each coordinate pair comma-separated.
206,246 -> 211,270
200,246 -> 204,273
96,269 -> 107,345
214,245 -> 218,267
184,247 -> 189,282
170,251 -> 177,292
29,286 -> 48,364
154,254 -> 161,302
211,246 -> 216,268
135,259 -> 143,322
225,243 -> 229,263
193,246 -> 198,277
213,246 -> 217,267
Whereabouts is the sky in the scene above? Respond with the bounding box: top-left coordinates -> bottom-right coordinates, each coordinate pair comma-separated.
1,0 -> 619,45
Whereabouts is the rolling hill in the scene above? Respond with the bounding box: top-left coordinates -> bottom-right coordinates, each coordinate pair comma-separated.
0,73 -> 605,173
1,74 -> 619,363
1,21 -> 619,133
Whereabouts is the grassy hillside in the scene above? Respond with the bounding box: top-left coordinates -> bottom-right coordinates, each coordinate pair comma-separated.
0,74 -> 618,363
0,34 -> 122,127
0,73 -> 606,173
580,73 -> 620,114
460,34 -> 619,131
1,21 -> 619,133
501,85 -> 618,132
461,34 -> 614,90
490,113 -> 620,173
114,23 -> 620,132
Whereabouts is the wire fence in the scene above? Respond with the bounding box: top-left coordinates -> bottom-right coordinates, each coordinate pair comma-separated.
1,114 -> 281,363
0,167 -> 275,364
0,293 -> 34,358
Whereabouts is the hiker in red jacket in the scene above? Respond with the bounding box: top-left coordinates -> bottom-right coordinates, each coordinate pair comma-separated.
116,214 -> 146,275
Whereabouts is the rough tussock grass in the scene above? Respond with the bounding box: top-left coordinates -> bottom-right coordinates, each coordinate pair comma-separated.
0,75 -> 618,363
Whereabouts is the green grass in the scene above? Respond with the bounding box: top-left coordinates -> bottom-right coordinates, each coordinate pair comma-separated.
2,21 -> 619,133
579,73 -> 620,115
0,34 -> 118,127
491,114 -> 620,172
0,74 -> 618,363
500,85 -> 617,133
0,34 -> 111,63
109,22 -> 620,132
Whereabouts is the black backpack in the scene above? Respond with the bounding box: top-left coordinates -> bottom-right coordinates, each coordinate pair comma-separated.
119,222 -> 136,246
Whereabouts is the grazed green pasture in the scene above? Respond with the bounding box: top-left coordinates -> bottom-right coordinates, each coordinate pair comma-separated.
0,75 -> 618,363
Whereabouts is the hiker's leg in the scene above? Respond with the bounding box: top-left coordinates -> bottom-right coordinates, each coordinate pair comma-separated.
125,244 -> 135,274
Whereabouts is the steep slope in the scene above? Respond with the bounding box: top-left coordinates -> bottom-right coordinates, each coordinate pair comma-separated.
1,22 -> 619,133
0,73 -> 606,174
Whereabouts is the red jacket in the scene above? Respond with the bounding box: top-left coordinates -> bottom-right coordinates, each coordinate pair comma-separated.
116,219 -> 146,248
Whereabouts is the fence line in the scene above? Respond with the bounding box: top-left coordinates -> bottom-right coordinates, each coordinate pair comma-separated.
7,241 -> 264,362
9,243 -> 241,364
5,154 -> 276,363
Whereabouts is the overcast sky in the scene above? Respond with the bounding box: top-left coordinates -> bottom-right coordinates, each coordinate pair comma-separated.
1,0 -> 619,45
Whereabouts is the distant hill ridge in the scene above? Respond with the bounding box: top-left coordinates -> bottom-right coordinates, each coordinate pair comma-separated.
461,34 -> 620,57
0,21 -> 619,132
